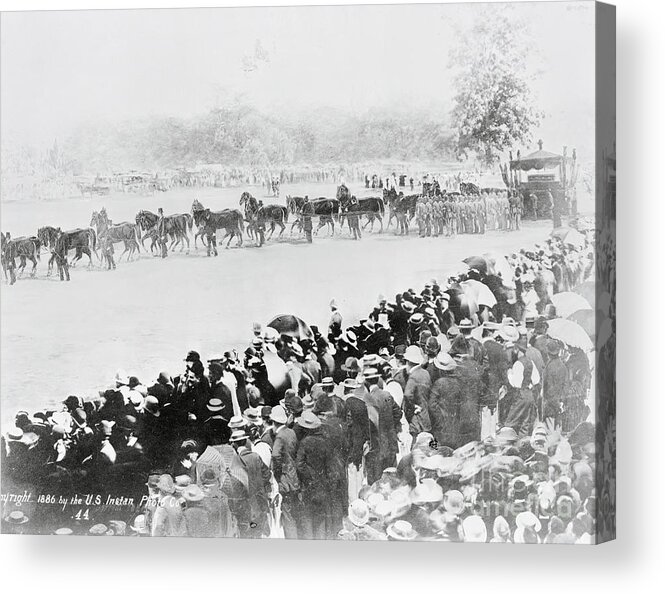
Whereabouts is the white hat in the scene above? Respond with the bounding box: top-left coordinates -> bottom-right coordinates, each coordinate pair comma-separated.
403,345 -> 424,365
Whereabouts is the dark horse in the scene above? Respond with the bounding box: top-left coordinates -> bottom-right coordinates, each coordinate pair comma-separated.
38,226 -> 96,275
90,208 -> 140,261
285,195 -> 339,235
383,188 -> 418,230
191,200 -> 244,255
339,194 -> 385,233
2,232 -> 40,283
239,192 -> 289,244
135,210 -> 192,253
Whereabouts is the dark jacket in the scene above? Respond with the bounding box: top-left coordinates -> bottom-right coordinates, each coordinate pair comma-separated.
543,356 -> 568,419
364,385 -> 401,459
404,366 -> 432,433
296,428 -> 332,506
428,369 -> 465,449
271,426 -> 300,494
344,392 -> 370,468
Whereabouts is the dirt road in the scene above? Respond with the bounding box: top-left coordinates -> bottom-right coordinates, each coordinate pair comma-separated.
1,185 -> 553,418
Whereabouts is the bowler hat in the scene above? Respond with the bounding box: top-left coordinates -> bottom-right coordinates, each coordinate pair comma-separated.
425,336 -> 441,356
184,350 -> 201,362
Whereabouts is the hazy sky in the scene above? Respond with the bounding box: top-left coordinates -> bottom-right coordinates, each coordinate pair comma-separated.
1,2 -> 595,155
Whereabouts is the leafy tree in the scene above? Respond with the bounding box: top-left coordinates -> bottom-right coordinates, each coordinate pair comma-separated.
450,12 -> 543,165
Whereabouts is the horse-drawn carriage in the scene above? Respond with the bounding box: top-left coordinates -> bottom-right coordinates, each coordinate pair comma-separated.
502,140 -> 579,225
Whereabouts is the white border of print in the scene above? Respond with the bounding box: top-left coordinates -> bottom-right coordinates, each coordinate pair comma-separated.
0,1 -> 659,593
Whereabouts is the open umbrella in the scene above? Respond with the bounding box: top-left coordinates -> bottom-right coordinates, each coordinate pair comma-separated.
551,227 -> 586,249
462,256 -> 488,275
267,314 -> 314,341
551,292 -> 592,318
572,280 -> 595,306
547,318 -> 594,352
461,279 -> 497,308
567,309 -> 597,339
482,252 -> 515,288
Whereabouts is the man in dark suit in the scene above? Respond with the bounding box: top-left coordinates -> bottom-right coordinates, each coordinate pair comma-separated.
362,368 -> 402,484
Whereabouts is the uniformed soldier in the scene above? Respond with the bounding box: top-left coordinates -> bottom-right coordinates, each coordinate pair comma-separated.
415,197 -> 426,237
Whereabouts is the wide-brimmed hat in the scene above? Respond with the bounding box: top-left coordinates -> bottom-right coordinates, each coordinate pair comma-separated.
409,313 -> 424,325
403,345 -> 424,365
516,511 -> 542,532
402,301 -> 416,314
433,352 -> 457,371
410,478 -> 444,505
142,396 -> 160,417
183,484 -> 205,503
348,499 -> 370,527
4,510 -> 29,525
463,515 -> 488,542
343,331 -> 358,346
386,520 -> 418,541
128,390 -> 144,407
6,427 -> 24,441
269,405 -> 288,425
297,411 -> 321,430
498,325 -> 520,343
442,489 -> 465,515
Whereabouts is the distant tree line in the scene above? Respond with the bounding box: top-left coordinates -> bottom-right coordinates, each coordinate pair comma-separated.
56,105 -> 458,174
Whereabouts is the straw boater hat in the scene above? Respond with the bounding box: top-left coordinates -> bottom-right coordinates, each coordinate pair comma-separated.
4,510 -> 29,525
343,378 -> 359,391
228,415 -> 247,430
229,429 -> 248,443
386,520 -> 418,541
243,407 -> 262,425
54,527 -> 74,535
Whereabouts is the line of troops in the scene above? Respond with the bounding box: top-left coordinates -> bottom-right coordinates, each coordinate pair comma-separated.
414,190 -> 519,238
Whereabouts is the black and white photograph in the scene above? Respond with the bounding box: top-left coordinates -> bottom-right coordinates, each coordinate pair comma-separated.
0,1 -> 615,545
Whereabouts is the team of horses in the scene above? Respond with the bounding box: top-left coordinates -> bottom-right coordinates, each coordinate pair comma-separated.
1,189 -> 410,283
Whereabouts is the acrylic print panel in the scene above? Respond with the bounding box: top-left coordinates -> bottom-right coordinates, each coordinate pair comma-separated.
0,2 -> 614,542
